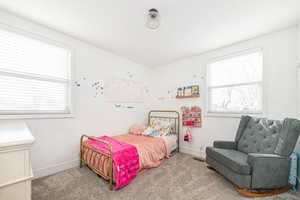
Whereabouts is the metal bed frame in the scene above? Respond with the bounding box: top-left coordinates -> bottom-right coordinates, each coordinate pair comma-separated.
80,110 -> 180,190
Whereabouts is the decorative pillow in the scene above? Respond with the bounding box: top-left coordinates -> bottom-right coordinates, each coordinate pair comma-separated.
158,126 -> 171,136
129,124 -> 146,135
150,118 -> 172,128
148,129 -> 160,137
149,119 -> 162,130
147,118 -> 173,136
143,126 -> 160,136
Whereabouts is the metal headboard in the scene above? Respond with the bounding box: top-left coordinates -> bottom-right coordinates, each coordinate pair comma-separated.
148,110 -> 180,152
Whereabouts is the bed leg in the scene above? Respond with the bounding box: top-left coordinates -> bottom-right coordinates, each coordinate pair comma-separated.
108,148 -> 114,190
108,161 -> 113,190
80,135 -> 85,168
109,180 -> 113,191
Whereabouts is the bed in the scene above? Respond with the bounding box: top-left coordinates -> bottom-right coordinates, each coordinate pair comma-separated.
80,110 -> 180,190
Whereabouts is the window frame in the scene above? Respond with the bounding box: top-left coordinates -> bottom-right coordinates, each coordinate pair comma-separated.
0,23 -> 75,119
205,48 -> 265,118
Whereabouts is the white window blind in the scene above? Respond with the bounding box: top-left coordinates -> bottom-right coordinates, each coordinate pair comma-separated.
207,50 -> 263,114
0,27 -> 71,114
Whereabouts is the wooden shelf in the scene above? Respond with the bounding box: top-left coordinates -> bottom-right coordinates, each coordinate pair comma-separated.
176,95 -> 200,99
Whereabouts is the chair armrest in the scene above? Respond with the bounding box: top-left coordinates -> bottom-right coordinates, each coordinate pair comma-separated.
213,141 -> 237,150
247,153 -> 290,189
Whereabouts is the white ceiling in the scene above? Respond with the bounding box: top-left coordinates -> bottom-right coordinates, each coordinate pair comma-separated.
0,0 -> 300,67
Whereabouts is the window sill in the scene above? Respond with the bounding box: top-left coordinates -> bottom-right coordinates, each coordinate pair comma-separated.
205,112 -> 265,119
0,113 -> 75,120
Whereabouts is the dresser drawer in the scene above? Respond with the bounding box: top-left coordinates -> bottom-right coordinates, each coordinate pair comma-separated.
0,180 -> 31,200
0,150 -> 30,186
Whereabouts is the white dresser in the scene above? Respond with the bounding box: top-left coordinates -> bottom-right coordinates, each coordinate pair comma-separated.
0,121 -> 35,200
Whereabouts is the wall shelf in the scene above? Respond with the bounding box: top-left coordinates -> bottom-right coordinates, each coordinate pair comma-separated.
176,95 -> 200,99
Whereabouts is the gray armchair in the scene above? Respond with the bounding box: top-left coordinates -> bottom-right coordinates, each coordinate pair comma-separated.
206,116 -> 300,191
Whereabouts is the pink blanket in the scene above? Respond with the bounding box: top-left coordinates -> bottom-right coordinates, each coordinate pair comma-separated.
87,136 -> 139,190
113,134 -> 169,169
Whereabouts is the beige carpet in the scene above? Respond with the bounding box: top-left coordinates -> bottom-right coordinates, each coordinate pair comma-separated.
32,153 -> 300,200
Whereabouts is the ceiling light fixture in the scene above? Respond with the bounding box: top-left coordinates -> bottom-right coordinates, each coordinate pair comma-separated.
146,8 -> 160,30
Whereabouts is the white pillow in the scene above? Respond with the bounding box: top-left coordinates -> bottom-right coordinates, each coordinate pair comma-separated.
149,118 -> 172,136
143,126 -> 160,136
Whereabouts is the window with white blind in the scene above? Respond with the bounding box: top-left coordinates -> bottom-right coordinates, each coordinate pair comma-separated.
207,49 -> 263,115
0,26 -> 72,116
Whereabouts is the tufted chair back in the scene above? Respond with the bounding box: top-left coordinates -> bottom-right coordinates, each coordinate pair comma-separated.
236,116 -> 300,156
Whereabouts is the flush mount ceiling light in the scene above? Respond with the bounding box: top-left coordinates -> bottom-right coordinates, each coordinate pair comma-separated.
146,8 -> 160,30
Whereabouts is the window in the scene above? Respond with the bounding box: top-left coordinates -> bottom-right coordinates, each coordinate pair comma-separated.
207,49 -> 263,115
0,26 -> 72,116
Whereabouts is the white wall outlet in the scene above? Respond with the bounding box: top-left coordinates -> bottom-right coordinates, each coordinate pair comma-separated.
199,145 -> 205,152
199,145 -> 206,160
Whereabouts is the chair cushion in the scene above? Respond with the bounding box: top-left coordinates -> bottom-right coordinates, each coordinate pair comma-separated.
237,117 -> 282,154
206,147 -> 251,175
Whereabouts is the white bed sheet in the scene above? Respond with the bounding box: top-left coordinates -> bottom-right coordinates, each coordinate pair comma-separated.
159,134 -> 178,153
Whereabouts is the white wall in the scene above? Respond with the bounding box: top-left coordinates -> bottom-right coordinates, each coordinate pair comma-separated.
0,10 -> 153,178
151,27 -> 299,159
1,9 -> 300,181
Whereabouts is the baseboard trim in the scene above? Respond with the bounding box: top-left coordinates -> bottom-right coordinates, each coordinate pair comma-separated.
180,146 -> 200,157
33,159 -> 79,179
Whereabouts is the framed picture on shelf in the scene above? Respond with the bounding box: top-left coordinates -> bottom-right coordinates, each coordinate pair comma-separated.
176,85 -> 199,98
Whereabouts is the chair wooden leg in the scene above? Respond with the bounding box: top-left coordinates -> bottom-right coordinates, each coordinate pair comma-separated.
206,165 -> 219,173
193,157 -> 205,162
236,184 -> 292,198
